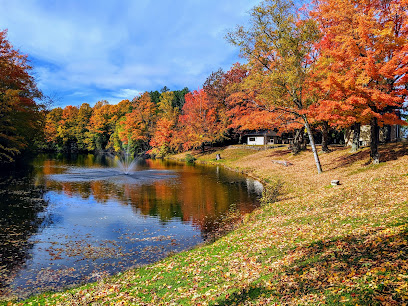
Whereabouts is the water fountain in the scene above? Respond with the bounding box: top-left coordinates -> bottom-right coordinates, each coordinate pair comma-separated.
46,148 -> 175,184
109,150 -> 138,175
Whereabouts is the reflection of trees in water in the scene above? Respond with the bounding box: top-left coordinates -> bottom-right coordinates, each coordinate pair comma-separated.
45,159 -> 260,239
0,169 -> 48,294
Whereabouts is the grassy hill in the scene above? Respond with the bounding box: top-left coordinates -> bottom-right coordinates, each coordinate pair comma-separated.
6,143 -> 408,305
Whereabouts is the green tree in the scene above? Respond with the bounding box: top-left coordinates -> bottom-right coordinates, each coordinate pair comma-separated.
173,87 -> 189,110
149,90 -> 161,105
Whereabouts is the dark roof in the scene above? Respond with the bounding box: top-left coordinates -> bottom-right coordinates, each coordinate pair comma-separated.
245,131 -> 278,137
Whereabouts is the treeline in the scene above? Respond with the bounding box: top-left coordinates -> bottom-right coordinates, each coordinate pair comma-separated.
42,66 -> 263,157
43,88 -> 191,156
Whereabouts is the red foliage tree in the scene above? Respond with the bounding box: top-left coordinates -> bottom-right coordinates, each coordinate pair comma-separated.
149,91 -> 179,156
178,89 -> 222,151
0,29 -> 44,163
224,64 -> 288,133
311,0 -> 408,162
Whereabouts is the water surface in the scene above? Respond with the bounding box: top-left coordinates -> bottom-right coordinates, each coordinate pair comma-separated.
0,154 -> 262,299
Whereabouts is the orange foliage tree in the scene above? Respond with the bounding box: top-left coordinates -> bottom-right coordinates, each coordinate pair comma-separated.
119,92 -> 156,153
0,29 -> 44,163
177,89 -> 224,151
227,0 -> 323,173
44,107 -> 63,148
75,103 -> 93,151
223,64 -> 289,137
149,91 -> 179,157
87,101 -> 116,151
202,68 -> 236,143
58,105 -> 79,148
311,0 -> 408,162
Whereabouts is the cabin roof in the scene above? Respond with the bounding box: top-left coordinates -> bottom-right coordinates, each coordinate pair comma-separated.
245,131 -> 278,137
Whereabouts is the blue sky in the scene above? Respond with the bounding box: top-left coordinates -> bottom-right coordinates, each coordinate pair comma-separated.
0,0 -> 259,107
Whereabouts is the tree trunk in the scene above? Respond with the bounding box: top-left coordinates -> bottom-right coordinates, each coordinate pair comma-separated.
264,134 -> 267,151
351,122 -> 361,152
370,117 -> 380,164
321,121 -> 330,153
291,129 -> 302,154
381,125 -> 391,143
303,115 -> 323,174
300,130 -> 307,150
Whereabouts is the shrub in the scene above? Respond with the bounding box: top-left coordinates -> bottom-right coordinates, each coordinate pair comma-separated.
185,154 -> 196,164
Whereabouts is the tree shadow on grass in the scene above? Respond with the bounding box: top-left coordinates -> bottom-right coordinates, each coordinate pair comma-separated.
332,149 -> 370,169
212,224 -> 408,305
378,143 -> 408,162
331,143 -> 408,170
269,149 -> 295,156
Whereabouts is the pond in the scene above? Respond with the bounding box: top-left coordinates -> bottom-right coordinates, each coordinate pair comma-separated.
0,154 -> 262,300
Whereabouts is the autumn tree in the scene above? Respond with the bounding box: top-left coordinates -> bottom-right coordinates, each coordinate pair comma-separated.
312,0 -> 408,162
149,117 -> 178,157
120,92 -> 156,153
202,69 -> 232,140
178,89 -> 224,151
227,0 -> 323,173
0,29 -> 44,163
57,105 -> 79,149
149,91 -> 180,157
204,69 -> 227,105
75,103 -> 93,151
214,63 -> 286,147
157,91 -> 177,117
87,100 -> 116,151
108,99 -> 132,152
44,107 -> 63,149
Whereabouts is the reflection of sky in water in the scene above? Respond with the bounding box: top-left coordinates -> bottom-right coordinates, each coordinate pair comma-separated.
47,167 -> 177,184
1,155 -> 262,299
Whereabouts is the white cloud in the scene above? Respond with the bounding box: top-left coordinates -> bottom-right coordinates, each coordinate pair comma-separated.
0,0 -> 259,107
112,89 -> 143,100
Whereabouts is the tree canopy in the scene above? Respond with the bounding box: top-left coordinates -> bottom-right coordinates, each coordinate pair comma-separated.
0,29 -> 44,164
227,0 -> 323,173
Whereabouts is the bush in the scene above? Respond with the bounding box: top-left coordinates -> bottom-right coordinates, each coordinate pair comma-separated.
185,153 -> 196,164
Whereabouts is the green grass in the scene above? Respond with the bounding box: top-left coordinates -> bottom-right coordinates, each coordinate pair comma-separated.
347,162 -> 386,176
